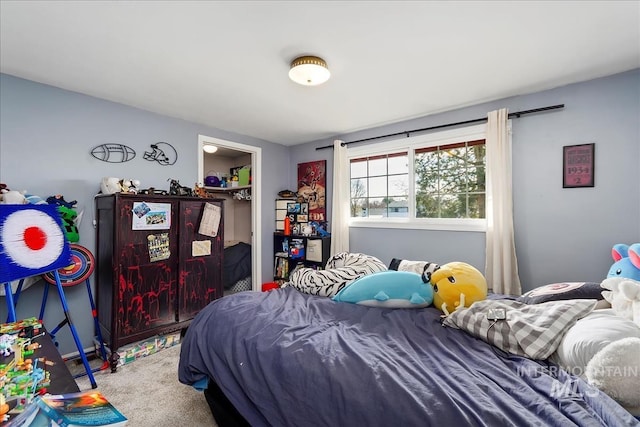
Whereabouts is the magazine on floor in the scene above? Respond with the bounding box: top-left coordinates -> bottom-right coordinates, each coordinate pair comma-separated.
33,390 -> 127,427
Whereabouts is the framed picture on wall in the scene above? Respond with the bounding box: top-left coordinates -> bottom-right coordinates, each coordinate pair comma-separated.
563,143 -> 595,188
297,160 -> 326,222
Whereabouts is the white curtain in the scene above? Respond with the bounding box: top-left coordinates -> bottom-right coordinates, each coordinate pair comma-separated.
485,108 -> 522,295
330,139 -> 350,255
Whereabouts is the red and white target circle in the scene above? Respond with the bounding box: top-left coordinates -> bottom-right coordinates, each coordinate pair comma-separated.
43,244 -> 95,286
1,209 -> 65,269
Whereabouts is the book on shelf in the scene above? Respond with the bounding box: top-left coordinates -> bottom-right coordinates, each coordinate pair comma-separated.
274,256 -> 288,279
289,238 -> 305,259
33,390 -> 127,427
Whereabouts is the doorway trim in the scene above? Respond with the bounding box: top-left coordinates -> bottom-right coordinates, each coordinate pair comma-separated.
198,134 -> 262,291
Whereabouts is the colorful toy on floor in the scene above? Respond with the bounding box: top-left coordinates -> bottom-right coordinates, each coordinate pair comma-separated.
0,394 -> 8,422
430,262 -> 487,315
0,334 -> 17,357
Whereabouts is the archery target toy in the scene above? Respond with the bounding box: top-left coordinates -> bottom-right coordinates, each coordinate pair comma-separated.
0,204 -> 72,283
43,244 -> 95,287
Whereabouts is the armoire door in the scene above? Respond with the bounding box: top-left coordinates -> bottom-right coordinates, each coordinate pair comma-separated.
177,199 -> 224,320
115,197 -> 179,339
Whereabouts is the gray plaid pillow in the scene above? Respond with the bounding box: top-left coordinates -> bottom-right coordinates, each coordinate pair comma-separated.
443,299 -> 597,360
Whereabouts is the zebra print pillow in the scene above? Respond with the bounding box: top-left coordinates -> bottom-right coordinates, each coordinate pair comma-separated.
287,252 -> 387,297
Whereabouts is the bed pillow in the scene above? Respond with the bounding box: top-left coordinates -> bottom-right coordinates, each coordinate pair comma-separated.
550,309 -> 640,378
287,252 -> 387,297
443,298 -> 597,360
517,282 -> 606,305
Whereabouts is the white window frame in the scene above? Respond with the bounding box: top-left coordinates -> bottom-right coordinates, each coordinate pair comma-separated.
348,124 -> 488,232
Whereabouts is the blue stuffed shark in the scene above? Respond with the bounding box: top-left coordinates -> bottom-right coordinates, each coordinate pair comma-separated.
332,270 -> 433,308
608,243 -> 640,281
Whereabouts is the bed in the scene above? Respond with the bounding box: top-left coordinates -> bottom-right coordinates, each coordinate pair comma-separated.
223,242 -> 252,293
178,286 -> 639,426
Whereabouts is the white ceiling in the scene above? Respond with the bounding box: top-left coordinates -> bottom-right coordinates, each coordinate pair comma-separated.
1,1 -> 639,146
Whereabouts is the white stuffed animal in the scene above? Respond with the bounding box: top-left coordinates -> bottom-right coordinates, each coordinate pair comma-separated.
585,337 -> 640,416
585,278 -> 640,415
0,189 -> 27,204
601,277 -> 640,327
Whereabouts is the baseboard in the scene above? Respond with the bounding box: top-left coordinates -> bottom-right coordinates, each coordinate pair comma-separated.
61,346 -> 98,360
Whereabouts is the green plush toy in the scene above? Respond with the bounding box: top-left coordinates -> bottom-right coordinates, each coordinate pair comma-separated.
57,205 -> 79,243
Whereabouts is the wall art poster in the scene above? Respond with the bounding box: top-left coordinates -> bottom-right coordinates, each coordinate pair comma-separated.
297,160 -> 326,222
563,143 -> 595,188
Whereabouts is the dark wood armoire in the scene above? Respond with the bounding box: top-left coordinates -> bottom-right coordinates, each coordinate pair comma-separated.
94,193 -> 224,369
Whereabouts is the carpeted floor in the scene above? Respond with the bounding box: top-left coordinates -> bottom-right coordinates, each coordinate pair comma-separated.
71,345 -> 217,426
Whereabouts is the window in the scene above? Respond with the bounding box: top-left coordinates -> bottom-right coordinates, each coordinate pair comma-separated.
414,140 -> 485,219
350,152 -> 409,218
347,124 -> 488,231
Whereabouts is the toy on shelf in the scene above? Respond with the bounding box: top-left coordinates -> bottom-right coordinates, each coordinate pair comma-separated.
46,195 -> 77,208
169,178 -> 193,196
309,221 -> 330,237
24,193 -> 47,205
0,190 -> 27,204
99,177 -> 141,195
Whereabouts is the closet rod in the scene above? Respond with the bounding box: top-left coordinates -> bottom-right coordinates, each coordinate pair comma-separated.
315,104 -> 564,150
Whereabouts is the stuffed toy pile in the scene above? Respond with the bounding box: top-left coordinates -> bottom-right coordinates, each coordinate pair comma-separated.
387,258 -> 487,314
583,243 -> 640,415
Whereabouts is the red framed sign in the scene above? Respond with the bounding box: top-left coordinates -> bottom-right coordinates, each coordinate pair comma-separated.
563,143 -> 595,188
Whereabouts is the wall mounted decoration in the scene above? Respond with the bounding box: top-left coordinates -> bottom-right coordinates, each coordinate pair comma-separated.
91,144 -> 136,163
143,142 -> 177,165
563,143 -> 595,188
297,160 -> 326,222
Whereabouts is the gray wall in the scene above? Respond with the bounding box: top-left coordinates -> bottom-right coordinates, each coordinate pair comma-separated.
290,69 -> 640,291
1,70 -> 638,355
0,74 -> 290,355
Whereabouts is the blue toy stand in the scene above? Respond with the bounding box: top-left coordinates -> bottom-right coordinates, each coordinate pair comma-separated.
39,274 -> 110,380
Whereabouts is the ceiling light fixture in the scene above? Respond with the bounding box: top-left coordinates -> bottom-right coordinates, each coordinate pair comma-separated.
288,55 -> 330,86
203,145 -> 218,154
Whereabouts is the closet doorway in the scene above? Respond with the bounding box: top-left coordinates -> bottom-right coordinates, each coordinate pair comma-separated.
197,134 -> 262,294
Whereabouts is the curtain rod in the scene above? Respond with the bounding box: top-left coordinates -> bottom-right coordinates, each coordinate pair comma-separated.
315,104 -> 564,150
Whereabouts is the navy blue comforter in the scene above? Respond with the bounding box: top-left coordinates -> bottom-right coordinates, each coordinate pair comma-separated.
179,287 -> 638,427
